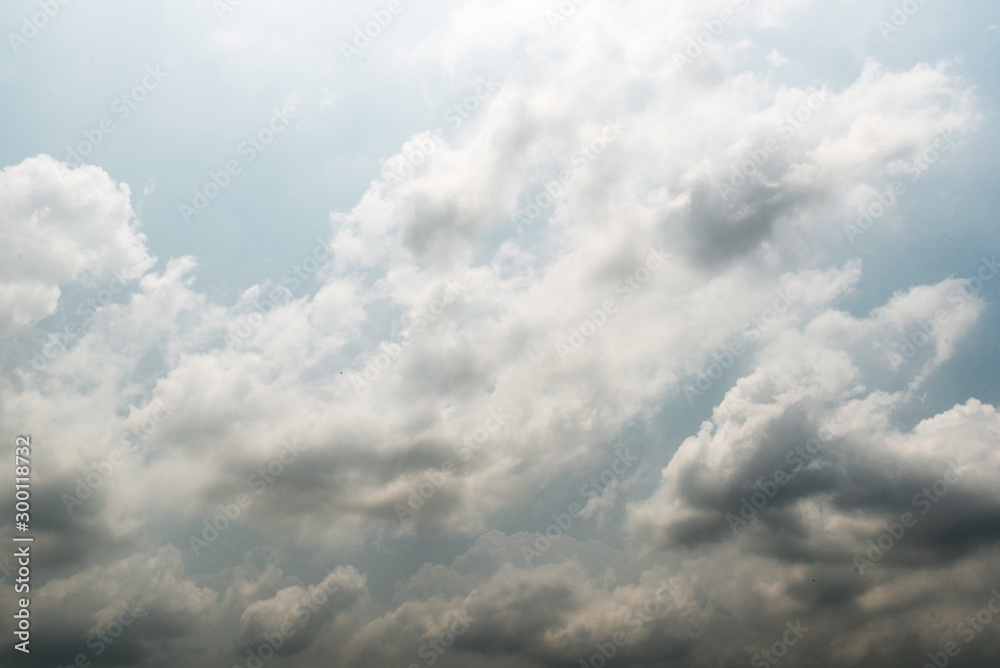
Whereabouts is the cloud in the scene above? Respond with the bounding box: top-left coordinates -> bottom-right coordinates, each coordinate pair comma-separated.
767,49 -> 789,66
0,156 -> 154,334
628,274 -> 990,548
0,546 -> 216,666
1,1 -> 998,666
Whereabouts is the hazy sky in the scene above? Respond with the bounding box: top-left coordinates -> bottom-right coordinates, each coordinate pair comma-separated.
2,1 -> 1000,667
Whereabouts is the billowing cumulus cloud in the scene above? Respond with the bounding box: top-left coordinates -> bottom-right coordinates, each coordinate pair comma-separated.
0,157 -> 153,334
1,0 -> 998,666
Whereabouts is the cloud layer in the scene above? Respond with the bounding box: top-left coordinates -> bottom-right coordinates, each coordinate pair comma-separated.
1,0 -> 998,666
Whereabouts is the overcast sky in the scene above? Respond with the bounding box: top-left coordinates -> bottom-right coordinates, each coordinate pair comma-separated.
2,0 -> 1000,667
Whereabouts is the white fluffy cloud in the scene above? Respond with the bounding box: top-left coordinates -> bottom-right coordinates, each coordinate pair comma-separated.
0,157 -> 153,334
1,0 -> 998,666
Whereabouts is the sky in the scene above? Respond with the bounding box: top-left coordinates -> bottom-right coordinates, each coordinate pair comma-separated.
1,0 -> 1000,666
